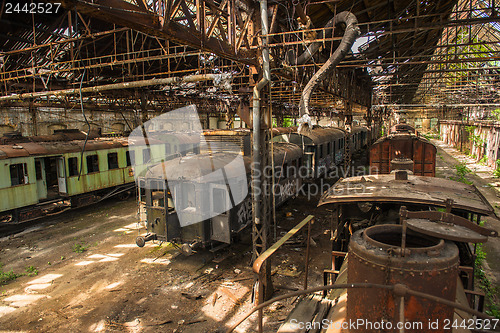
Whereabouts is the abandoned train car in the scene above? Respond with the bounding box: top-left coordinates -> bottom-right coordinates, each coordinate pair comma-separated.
135,142 -> 303,251
369,130 -> 437,176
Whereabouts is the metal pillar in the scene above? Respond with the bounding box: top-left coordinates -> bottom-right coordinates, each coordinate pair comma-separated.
252,0 -> 273,302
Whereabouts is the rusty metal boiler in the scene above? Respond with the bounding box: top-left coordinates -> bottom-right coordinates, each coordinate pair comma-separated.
347,224 -> 459,332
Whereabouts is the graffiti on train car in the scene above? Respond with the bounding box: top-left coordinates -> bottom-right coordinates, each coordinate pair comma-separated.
236,197 -> 252,226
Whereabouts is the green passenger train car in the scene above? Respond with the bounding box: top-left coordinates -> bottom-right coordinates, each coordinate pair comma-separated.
0,133 -> 199,223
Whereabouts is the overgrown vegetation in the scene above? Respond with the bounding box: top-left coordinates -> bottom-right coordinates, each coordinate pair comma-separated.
494,160 -> 500,178
491,108 -> 500,121
475,244 -> 500,318
452,162 -> 473,185
72,242 -> 90,253
422,132 -> 441,140
479,155 -> 488,165
283,117 -> 294,127
0,264 -> 22,285
465,126 -> 485,148
25,266 -> 38,277
0,264 -> 39,285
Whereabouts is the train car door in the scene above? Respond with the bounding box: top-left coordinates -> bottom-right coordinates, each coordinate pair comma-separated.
34,158 -> 47,200
210,184 -> 231,243
56,157 -> 67,194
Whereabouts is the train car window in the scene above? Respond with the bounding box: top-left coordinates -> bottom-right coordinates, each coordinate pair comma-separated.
126,151 -> 132,167
152,191 -> 165,207
327,142 -> 331,154
165,143 -> 171,157
35,160 -> 43,180
68,157 -> 78,176
212,188 -> 227,214
86,155 -> 99,173
178,183 -> 196,210
10,163 -> 28,186
319,145 -> 323,158
142,148 -> 151,164
107,152 -> 119,170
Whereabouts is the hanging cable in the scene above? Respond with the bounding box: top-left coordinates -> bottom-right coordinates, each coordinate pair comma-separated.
78,68 -> 90,180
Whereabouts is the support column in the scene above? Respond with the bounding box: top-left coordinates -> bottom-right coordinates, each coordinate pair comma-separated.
252,0 -> 273,302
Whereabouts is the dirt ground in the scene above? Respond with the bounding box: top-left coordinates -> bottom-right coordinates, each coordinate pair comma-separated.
0,191 -> 335,333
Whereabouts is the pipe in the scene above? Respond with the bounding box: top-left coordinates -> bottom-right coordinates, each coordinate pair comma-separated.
252,0 -> 270,228
0,73 -> 232,101
298,11 -> 360,133
288,10 -> 340,66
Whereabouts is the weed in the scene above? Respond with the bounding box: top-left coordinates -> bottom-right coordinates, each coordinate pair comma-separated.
475,244 -> 500,319
422,132 -> 441,140
72,243 -> 90,253
0,264 -> 21,285
452,163 -> 473,185
479,155 -> 488,165
494,160 -> 500,178
25,266 -> 38,277
60,256 -> 65,260
466,126 -> 485,148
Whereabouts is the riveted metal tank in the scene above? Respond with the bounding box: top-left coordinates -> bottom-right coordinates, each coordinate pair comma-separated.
347,224 -> 459,333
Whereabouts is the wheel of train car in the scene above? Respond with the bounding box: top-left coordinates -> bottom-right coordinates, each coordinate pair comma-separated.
136,236 -> 146,247
118,191 -> 131,200
180,243 -> 193,256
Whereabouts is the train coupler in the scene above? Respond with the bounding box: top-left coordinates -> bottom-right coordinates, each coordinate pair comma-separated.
135,233 -> 157,247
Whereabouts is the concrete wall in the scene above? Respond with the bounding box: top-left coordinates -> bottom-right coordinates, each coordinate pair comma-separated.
440,120 -> 500,167
0,106 -> 141,136
0,106 -> 220,136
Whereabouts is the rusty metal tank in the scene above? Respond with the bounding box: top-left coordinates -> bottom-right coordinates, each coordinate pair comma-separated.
347,224 -> 459,333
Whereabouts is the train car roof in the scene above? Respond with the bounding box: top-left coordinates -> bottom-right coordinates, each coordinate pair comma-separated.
318,174 -> 496,216
271,127 -> 297,135
350,126 -> 368,133
203,128 -> 251,136
272,142 -> 303,165
144,152 -> 251,180
274,127 -> 345,145
0,137 -> 164,159
306,127 -> 346,144
372,133 -> 435,150
144,143 -> 302,181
